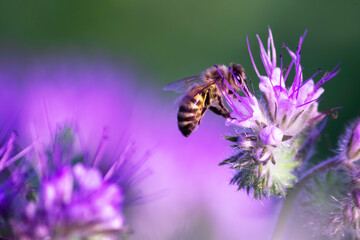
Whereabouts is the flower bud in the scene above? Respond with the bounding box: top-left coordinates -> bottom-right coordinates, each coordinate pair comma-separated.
259,125 -> 283,146
237,134 -> 258,149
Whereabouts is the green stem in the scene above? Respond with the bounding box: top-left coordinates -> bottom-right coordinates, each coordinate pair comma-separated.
271,157 -> 341,240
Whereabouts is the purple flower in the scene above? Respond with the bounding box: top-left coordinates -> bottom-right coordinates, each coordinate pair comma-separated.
8,124 -> 137,240
220,28 -> 339,198
227,28 -> 339,136
0,58 -> 147,238
11,163 -> 125,239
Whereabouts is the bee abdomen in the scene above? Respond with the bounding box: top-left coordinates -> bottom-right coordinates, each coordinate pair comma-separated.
178,111 -> 198,121
177,106 -> 202,137
177,119 -> 199,137
177,92 -> 207,137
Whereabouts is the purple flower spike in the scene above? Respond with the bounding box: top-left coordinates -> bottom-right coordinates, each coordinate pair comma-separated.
7,124 -> 143,239
221,29 -> 339,198
227,28 -> 339,136
12,163 -> 126,239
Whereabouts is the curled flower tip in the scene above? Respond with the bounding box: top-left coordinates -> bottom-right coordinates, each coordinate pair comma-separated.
347,119 -> 360,161
338,118 -> 360,163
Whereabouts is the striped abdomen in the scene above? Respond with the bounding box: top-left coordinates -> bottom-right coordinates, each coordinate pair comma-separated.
177,91 -> 208,137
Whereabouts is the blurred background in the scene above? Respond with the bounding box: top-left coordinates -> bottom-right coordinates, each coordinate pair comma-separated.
0,1 -> 359,239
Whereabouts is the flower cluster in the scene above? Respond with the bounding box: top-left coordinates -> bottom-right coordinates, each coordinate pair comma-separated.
300,170 -> 354,239
0,124 -> 141,239
300,170 -> 360,239
299,119 -> 360,239
219,28 -> 339,198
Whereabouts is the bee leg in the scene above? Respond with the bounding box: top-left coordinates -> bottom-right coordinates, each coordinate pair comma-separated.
198,90 -> 211,125
209,95 -> 231,118
209,106 -> 230,118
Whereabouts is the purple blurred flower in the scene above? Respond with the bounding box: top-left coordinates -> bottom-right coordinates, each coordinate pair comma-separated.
220,28 -> 339,198
11,164 -> 125,239
7,123 -> 141,239
0,56 -> 149,239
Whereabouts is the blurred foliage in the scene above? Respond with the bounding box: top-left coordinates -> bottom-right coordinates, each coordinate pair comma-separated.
0,0 -> 359,158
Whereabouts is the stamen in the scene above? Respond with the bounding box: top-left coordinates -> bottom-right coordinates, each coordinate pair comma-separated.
291,58 -> 302,98
279,53 -> 283,90
120,151 -> 150,187
291,30 -> 307,96
268,27 -> 276,66
214,65 -> 248,119
104,141 -> 135,181
218,81 -> 247,119
0,132 -> 16,169
0,143 -> 34,171
257,34 -> 272,78
31,124 -> 47,178
283,59 -> 294,83
298,29 -> 308,54
222,74 -> 253,114
267,31 -> 271,57
256,34 -> 277,97
296,67 -> 304,99
314,62 -> 341,90
247,36 -> 261,78
289,68 -> 322,98
228,67 -> 250,97
311,107 -> 343,123
296,98 -> 318,108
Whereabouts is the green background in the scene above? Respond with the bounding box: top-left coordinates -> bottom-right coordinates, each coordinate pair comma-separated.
0,0 -> 359,156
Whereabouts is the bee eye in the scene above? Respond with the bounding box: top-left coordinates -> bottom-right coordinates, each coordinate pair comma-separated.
233,71 -> 241,81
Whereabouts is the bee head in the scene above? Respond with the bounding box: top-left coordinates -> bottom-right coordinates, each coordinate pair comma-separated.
229,63 -> 251,96
229,64 -> 246,86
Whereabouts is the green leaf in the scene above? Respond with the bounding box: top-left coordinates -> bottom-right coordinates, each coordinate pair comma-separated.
223,136 -> 238,142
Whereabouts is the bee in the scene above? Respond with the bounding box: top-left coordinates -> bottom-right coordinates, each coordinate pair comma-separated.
164,64 -> 250,137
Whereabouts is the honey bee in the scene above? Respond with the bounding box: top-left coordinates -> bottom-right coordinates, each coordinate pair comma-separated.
164,64 -> 250,137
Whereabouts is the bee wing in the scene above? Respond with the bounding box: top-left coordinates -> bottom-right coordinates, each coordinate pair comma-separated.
173,83 -> 212,107
185,78 -> 220,99
163,76 -> 202,93
173,93 -> 187,107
